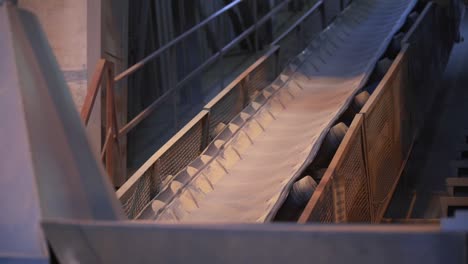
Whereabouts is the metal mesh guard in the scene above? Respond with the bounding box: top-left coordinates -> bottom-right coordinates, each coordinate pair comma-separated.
336,124 -> 371,222
304,115 -> 370,223
120,118 -> 204,218
364,65 -> 402,219
208,84 -> 243,139
308,180 -> 335,222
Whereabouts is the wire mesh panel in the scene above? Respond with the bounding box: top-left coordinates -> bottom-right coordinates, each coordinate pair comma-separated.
118,111 -> 209,218
206,84 -> 244,140
244,47 -> 279,100
301,1 -> 456,224
349,2 -> 453,222
335,115 -> 371,222
120,46 -> 280,219
361,51 -> 405,221
245,58 -> 276,99
157,122 -> 205,181
300,114 -> 370,223
304,178 -> 336,223
205,46 -> 279,140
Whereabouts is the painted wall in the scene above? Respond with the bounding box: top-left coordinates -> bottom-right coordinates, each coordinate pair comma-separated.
18,0 -> 88,109
16,0 -> 106,160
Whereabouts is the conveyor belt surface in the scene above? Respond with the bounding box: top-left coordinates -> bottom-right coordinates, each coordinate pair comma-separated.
142,0 -> 417,223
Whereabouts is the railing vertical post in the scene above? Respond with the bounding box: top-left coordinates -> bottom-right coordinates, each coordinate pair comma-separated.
171,46 -> 179,131
274,46 -> 281,76
320,2 -> 327,29
240,78 -> 250,108
172,84 -> 179,131
200,111 -> 211,151
253,0 -> 259,53
109,62 -> 125,187
357,113 -> 374,223
105,62 -> 116,186
296,25 -> 303,52
221,52 -> 226,88
81,59 -> 106,125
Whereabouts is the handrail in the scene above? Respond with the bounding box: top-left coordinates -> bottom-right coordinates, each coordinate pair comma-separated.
116,47 -> 279,217
116,110 -> 210,212
271,0 -> 324,46
117,0 -> 319,137
81,59 -> 106,125
82,0 -> 340,186
121,46 -> 279,194
113,0 -> 243,82
204,45 -> 280,110
113,0 -> 313,83
81,59 -> 121,186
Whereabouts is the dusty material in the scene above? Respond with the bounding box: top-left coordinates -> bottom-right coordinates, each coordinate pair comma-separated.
141,0 -> 417,223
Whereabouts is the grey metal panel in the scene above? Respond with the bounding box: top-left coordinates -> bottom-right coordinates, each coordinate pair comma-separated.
0,257 -> 49,264
0,2 -> 48,261
442,210 -> 468,231
43,221 -> 467,264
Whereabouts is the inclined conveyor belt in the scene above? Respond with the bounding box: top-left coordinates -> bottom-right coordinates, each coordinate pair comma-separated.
140,0 -> 418,222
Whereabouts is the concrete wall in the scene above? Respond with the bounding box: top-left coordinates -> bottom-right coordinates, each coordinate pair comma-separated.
18,0 -> 88,109
17,0 -> 103,156
17,0 -> 129,184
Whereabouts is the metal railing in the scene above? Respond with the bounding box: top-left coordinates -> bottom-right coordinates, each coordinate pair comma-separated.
117,46 -> 279,218
299,2 -> 457,223
81,59 -> 121,181
118,0 -> 328,138
82,0 -> 350,186
114,0 -> 354,217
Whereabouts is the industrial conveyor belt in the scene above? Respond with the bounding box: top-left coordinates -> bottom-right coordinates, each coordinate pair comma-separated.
141,0 -> 418,223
